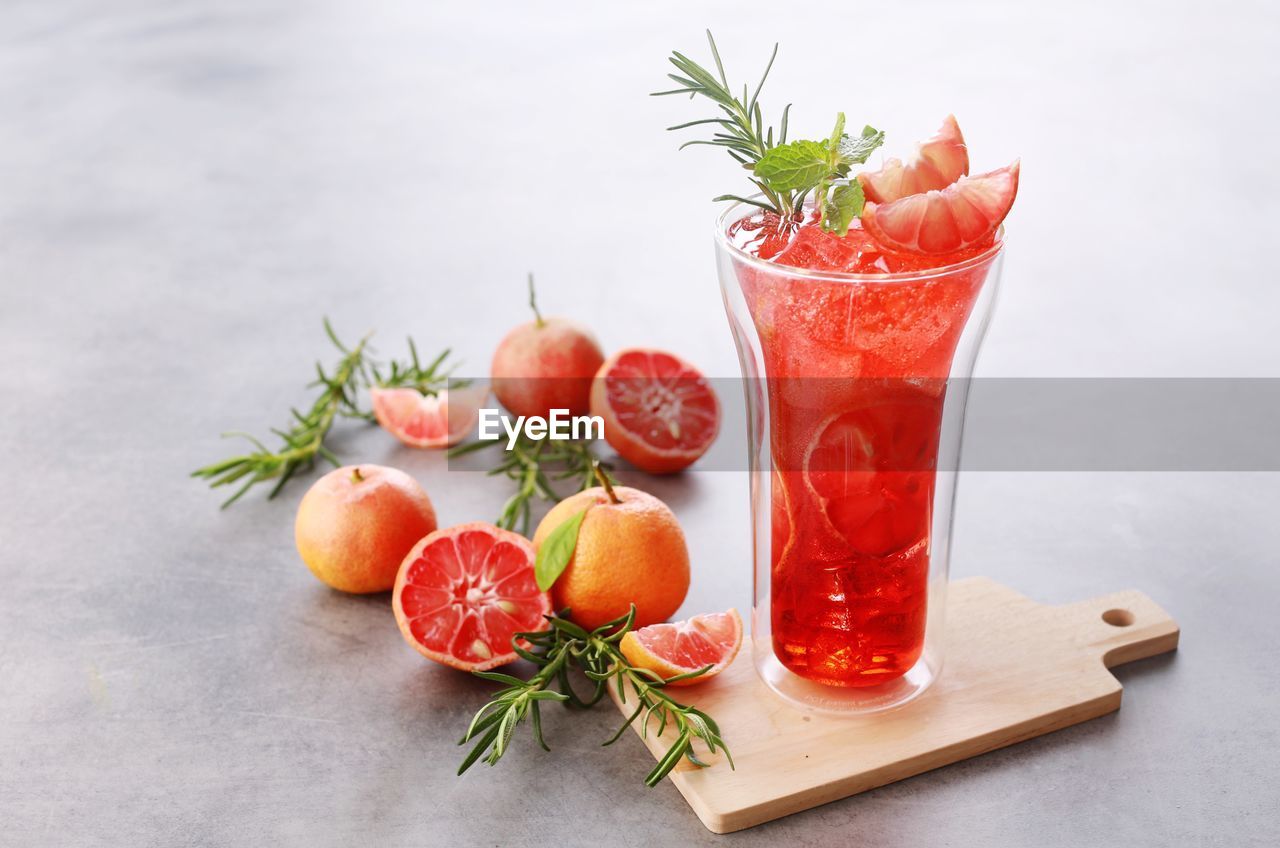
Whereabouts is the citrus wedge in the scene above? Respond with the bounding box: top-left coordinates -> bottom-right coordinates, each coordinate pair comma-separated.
858,115 -> 969,204
392,522 -> 551,671
590,348 -> 720,474
370,384 -> 486,449
619,609 -> 742,686
862,161 -> 1020,255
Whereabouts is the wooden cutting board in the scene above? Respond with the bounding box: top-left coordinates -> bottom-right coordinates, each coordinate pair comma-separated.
609,577 -> 1179,834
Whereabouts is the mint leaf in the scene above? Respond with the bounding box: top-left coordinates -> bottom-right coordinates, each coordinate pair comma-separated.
753,140 -> 831,193
821,181 -> 865,236
838,125 -> 885,166
534,509 -> 587,591
826,112 -> 847,149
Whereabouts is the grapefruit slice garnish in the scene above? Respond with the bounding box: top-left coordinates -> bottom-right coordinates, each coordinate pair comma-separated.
370,384 -> 486,449
802,398 -> 942,557
619,609 -> 742,686
862,161 -> 1020,256
590,348 -> 720,474
857,115 -> 969,204
392,522 -> 551,671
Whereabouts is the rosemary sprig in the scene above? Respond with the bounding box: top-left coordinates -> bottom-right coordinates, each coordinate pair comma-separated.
193,319 -> 455,506
459,607 -> 732,786
653,30 -> 793,215
191,319 -> 373,507
447,434 -> 607,536
655,33 -> 885,236
371,337 -> 461,396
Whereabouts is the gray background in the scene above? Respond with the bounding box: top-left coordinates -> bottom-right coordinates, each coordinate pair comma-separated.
2,1 -> 1277,846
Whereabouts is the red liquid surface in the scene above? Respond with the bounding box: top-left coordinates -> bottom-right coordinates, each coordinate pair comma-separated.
731,212 -> 996,687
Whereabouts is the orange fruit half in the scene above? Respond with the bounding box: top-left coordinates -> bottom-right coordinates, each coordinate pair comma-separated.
392,522 -> 551,671
619,609 -> 743,686
590,348 -> 720,474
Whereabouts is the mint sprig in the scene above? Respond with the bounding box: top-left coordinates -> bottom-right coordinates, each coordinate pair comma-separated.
753,113 -> 883,236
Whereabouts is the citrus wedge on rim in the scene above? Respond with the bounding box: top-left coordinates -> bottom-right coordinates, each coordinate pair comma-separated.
370,384 -> 486,449
392,522 -> 551,671
590,348 -> 720,474
858,115 -> 969,204
619,609 -> 742,686
862,161 -> 1020,256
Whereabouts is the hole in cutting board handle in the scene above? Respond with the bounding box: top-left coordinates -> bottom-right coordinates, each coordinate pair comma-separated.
1102,608 -> 1135,627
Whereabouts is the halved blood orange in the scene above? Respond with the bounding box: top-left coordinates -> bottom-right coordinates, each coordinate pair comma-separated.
590,348 -> 720,474
370,385 -> 486,449
858,115 -> 969,204
392,522 -> 551,671
862,161 -> 1020,256
619,609 -> 742,686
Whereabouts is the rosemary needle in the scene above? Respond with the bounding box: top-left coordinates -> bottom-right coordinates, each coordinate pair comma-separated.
447,434 -> 609,536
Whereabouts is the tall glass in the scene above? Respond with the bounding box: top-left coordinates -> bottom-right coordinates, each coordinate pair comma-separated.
716,204 -> 1003,714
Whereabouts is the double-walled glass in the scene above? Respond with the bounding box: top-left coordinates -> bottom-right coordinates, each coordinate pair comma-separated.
715,205 -> 1003,714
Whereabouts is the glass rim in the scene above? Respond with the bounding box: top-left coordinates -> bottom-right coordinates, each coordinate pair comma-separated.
713,198 -> 1005,284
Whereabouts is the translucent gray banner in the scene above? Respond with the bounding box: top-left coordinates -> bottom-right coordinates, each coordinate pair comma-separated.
444,378 -> 1280,472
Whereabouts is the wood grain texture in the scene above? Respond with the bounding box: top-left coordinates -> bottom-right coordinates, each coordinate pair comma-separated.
609,577 -> 1180,834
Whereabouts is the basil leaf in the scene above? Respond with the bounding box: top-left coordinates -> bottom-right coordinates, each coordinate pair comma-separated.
534,508 -> 587,591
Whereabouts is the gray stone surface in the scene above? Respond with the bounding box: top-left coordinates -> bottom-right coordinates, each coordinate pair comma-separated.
2,1 -> 1278,846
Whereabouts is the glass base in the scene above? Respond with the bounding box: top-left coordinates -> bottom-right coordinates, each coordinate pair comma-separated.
753,638 -> 938,716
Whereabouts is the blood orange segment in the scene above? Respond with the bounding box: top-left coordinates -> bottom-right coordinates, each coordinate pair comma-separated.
590,348 -> 720,474
619,609 -> 742,686
857,115 -> 969,204
370,385 -> 486,449
392,522 -> 551,671
862,161 -> 1020,255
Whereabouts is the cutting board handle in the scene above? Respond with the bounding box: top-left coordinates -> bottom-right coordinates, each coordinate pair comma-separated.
1062,589 -> 1180,668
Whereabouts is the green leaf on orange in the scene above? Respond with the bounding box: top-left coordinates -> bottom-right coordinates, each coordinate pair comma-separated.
535,508 -> 587,591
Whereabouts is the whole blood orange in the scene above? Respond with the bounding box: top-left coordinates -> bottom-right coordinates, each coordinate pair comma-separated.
491,316 -> 604,419
532,485 -> 689,630
392,522 -> 551,671
619,609 -> 742,686
590,348 -> 720,474
294,465 -> 437,594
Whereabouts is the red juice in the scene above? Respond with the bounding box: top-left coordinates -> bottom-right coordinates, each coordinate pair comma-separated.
730,212 -> 997,687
